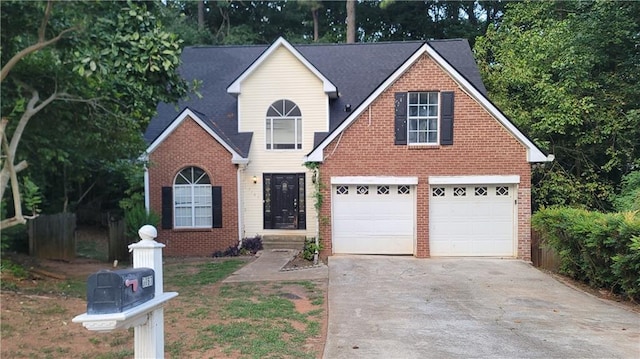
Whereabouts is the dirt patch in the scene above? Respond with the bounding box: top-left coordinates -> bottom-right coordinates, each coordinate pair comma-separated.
1,254 -> 327,358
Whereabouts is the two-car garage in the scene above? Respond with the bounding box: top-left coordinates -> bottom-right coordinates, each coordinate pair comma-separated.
331,176 -> 519,257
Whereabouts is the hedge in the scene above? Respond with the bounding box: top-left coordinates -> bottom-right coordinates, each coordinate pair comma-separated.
532,207 -> 640,301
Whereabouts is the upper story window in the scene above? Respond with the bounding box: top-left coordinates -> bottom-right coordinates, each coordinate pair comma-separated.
408,92 -> 439,144
394,91 -> 454,146
266,99 -> 302,150
174,167 -> 211,228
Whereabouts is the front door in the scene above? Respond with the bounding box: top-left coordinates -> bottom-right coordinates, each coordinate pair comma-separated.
264,173 -> 306,229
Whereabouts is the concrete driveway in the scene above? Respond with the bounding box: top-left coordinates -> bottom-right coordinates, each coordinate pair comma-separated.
324,256 -> 640,359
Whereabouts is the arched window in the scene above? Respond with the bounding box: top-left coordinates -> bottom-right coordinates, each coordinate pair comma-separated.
266,99 -> 302,150
174,167 -> 212,228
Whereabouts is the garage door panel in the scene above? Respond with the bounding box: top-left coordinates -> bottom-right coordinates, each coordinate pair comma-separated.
333,184 -> 414,255
333,234 -> 413,254
334,218 -> 413,236
430,184 -> 515,257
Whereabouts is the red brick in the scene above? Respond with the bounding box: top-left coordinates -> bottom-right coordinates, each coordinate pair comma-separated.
319,54 -> 532,260
147,117 -> 239,256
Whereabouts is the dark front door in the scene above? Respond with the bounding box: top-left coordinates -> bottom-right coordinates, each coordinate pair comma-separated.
264,173 -> 306,230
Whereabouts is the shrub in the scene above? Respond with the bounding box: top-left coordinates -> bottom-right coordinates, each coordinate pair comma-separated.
612,170 -> 640,212
124,203 -> 160,240
532,207 -> 640,301
212,245 -> 240,258
241,235 -> 263,254
212,236 -> 263,257
302,237 -> 322,261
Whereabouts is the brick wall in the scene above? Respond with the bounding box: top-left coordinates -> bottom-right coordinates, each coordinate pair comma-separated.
319,53 -> 532,260
148,116 -> 239,256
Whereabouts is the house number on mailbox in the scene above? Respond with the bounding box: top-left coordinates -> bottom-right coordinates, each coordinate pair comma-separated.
142,275 -> 153,289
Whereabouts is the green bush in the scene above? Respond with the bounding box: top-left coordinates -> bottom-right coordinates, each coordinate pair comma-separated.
302,237 -> 322,261
532,207 -> 640,301
612,170 -> 640,212
124,203 -> 160,240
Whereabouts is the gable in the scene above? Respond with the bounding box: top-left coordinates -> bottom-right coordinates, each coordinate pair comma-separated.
236,45 -> 330,152
306,43 -> 551,163
227,37 -> 337,98
144,108 -> 248,164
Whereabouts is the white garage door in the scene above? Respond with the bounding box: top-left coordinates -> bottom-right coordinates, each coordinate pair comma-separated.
430,184 -> 516,256
332,184 -> 414,254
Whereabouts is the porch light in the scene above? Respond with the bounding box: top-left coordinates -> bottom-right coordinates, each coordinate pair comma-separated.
252,176 -> 258,184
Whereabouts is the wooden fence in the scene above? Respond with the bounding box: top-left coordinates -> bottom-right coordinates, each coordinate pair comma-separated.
29,213 -> 76,261
108,218 -> 131,262
531,230 -> 561,271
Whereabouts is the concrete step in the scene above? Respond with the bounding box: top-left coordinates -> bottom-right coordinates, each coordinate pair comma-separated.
261,235 -> 306,250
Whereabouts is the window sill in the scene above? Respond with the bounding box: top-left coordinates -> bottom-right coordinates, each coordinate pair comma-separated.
407,144 -> 441,150
265,149 -> 304,152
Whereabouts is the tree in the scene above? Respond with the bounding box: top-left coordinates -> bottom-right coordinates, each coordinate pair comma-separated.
475,1 -> 640,210
346,0 -> 356,43
1,1 -> 190,229
297,0 -> 323,42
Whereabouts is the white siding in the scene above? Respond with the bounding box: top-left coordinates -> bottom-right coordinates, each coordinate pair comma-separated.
239,46 -> 328,238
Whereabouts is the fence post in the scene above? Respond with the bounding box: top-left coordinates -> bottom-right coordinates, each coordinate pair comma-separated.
128,225 -> 166,358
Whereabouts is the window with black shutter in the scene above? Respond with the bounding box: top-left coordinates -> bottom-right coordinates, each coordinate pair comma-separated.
395,91 -> 455,146
163,166 -> 221,229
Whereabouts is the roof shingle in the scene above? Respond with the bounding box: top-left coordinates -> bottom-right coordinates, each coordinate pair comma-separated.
144,39 -> 487,157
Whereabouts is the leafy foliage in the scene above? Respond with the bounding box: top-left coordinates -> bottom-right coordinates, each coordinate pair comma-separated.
241,235 -> 263,253
532,207 -> 640,301
612,170 -> 640,212
169,0 -> 506,45
212,244 -> 240,258
20,177 -> 41,216
1,1 -> 193,219
302,237 -> 322,261
123,203 -> 160,241
212,236 -> 262,257
476,1 -> 640,210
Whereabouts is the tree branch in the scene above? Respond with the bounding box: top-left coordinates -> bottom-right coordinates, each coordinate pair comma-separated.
1,0 -> 76,84
0,128 -> 27,230
39,1 -> 54,43
9,81 -> 60,157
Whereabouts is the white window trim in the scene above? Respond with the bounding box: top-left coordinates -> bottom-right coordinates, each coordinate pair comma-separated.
173,168 -> 212,229
407,91 -> 439,146
265,116 -> 302,150
174,184 -> 212,228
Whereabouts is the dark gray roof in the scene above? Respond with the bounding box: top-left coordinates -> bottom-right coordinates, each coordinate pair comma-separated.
144,39 -> 487,157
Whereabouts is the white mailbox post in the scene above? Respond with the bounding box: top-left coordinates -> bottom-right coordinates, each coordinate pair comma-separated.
73,225 -> 178,358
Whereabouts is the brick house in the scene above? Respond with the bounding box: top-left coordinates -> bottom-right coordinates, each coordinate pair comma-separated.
143,37 -> 552,259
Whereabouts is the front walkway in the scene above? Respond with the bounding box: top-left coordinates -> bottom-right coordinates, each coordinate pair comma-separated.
222,249 -> 328,283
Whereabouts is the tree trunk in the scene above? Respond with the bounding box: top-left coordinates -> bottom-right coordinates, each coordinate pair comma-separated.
197,1 -> 205,30
312,9 -> 319,42
346,0 -> 356,43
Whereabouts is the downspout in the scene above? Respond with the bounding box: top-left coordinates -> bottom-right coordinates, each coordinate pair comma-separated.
143,162 -> 150,214
314,167 -> 320,265
237,164 -> 245,249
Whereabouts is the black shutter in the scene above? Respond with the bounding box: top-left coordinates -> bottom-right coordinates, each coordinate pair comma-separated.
212,186 -> 222,228
161,187 -> 173,229
394,92 -> 407,145
440,91 -> 454,145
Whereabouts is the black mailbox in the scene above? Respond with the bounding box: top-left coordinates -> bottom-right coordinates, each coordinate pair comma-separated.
86,268 -> 155,314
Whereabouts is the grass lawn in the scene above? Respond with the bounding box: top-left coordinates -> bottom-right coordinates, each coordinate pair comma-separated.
0,257 -> 326,359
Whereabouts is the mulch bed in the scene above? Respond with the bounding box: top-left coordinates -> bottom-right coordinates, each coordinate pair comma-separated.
280,250 -> 324,271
